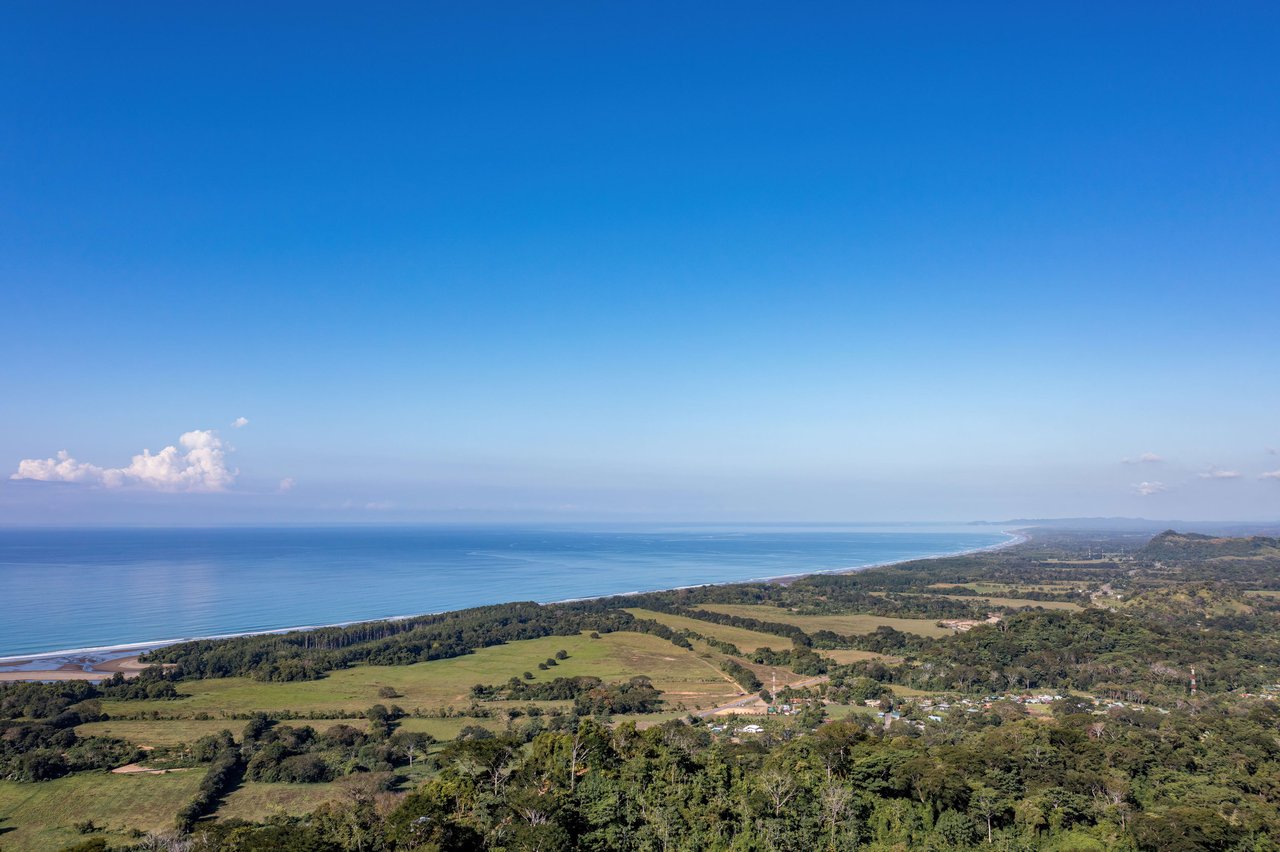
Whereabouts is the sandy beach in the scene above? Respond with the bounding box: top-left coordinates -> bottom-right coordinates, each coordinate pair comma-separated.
0,654 -> 151,683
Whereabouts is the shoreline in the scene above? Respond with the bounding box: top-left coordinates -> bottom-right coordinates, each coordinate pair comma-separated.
0,528 -> 1027,675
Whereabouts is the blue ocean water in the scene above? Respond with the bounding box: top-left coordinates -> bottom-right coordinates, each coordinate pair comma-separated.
0,525 -> 1010,658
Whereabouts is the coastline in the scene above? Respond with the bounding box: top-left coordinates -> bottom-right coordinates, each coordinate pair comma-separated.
0,528 -> 1027,679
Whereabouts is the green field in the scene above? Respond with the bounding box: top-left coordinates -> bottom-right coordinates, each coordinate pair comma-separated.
818,649 -> 897,665
101,631 -> 739,721
624,607 -> 791,650
214,780 -> 348,823
0,631 -> 751,848
929,582 -> 1083,595
695,604 -> 954,638
76,718 -> 272,747
886,684 -> 950,697
0,771 -> 203,852
922,594 -> 1081,611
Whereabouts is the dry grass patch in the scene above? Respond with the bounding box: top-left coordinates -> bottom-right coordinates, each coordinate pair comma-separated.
695,604 -> 953,638
215,780 -> 347,822
624,608 -> 791,651
923,594 -> 1081,611
818,649 -> 898,665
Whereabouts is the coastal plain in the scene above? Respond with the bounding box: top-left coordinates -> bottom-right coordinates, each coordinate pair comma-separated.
5,529 -> 1277,850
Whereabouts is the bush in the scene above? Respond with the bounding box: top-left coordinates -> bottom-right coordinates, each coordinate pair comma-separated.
175,740 -> 242,833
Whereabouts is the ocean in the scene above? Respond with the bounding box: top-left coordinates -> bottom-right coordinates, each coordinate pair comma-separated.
0,525 -> 1011,658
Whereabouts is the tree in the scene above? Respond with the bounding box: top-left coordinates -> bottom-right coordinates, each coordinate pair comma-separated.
391,731 -> 433,768
969,783 -> 1009,844
759,767 -> 799,816
819,782 -> 854,849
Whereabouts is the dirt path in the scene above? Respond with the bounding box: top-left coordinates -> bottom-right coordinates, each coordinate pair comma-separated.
111,763 -> 192,775
691,651 -> 747,691
696,674 -> 828,718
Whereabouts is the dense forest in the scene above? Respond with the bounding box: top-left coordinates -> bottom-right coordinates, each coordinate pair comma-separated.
7,527 -> 1280,851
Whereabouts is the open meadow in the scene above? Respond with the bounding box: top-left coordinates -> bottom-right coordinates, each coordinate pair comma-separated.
0,770 -> 204,851
99,630 -> 740,720
914,593 -> 1082,611
623,607 -> 791,650
695,603 -> 955,637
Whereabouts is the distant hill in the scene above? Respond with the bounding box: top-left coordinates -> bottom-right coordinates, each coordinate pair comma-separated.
1141,529 -> 1280,560
972,518 -> 1280,535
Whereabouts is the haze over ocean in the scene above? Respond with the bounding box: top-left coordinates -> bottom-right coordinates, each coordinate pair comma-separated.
0,526 -> 1008,658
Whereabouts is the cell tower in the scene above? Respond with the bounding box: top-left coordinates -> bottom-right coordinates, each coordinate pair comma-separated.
1190,666 -> 1197,695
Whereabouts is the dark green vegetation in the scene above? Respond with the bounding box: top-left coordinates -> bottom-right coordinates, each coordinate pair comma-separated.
0,680 -> 155,782
4,527 -> 1280,850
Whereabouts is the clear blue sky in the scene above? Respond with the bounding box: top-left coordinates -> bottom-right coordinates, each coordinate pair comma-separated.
3,2 -> 1279,524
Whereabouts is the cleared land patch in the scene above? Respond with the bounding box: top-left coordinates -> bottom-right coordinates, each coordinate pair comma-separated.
0,770 -> 203,852
76,718 -> 260,748
929,582 -> 1082,594
215,780 -> 347,823
101,631 -> 737,720
695,604 -> 953,638
818,649 -> 898,665
623,608 -> 791,650
914,594 -> 1081,611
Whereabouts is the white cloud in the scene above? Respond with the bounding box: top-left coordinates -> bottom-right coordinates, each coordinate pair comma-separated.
1122,452 -> 1163,464
1199,467 -> 1241,480
278,477 -> 296,492
12,451 -> 107,484
1133,481 -> 1166,496
11,429 -> 235,492
232,417 -> 249,429
1261,470 -> 1280,481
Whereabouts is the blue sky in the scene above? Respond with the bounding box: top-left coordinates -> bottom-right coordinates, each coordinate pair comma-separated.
3,2 -> 1279,524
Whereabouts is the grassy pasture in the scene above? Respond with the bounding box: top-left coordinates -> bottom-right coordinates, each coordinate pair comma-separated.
101,631 -> 737,720
695,604 -> 953,638
623,608 -> 791,651
75,718 -> 269,748
886,684 -> 949,697
0,632 -> 776,847
214,780 -> 347,823
929,582 -> 1082,595
0,771 -> 203,852
919,594 -> 1081,611
818,649 -> 897,665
